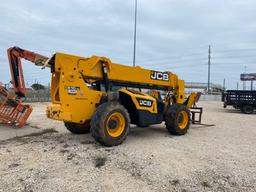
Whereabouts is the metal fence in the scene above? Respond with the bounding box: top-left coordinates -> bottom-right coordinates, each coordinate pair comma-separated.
9,89 -> 51,102
23,89 -> 51,102
6,89 -> 222,103
199,94 -> 222,101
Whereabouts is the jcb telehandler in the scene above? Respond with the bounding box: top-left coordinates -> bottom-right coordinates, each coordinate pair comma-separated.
1,47 -> 201,146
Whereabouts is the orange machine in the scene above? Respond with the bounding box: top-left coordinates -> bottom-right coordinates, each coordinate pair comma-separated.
0,85 -> 32,127
0,47 -> 48,127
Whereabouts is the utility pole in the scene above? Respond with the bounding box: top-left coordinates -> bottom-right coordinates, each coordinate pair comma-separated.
251,81 -> 253,91
132,0 -> 138,67
237,82 -> 239,90
207,45 -> 211,94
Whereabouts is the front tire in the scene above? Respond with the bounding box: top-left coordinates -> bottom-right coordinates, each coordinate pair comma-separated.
90,102 -> 130,146
165,104 -> 190,135
64,122 -> 90,134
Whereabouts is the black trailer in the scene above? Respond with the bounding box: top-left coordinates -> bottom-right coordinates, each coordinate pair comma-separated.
222,90 -> 256,114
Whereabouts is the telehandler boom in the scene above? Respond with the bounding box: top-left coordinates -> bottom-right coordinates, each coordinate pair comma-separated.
2,47 -> 201,146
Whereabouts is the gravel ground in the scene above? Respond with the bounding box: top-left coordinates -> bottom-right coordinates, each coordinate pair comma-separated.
0,101 -> 255,192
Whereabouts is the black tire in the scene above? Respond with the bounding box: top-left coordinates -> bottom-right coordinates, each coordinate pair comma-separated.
165,104 -> 190,135
64,122 -> 90,134
90,102 -> 130,147
241,105 -> 254,114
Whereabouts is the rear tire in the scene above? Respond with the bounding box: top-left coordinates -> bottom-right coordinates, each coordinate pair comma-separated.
64,122 -> 90,134
165,104 -> 190,135
241,105 -> 254,114
90,102 -> 130,146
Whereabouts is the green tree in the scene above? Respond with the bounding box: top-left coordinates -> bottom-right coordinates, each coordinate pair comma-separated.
31,83 -> 45,90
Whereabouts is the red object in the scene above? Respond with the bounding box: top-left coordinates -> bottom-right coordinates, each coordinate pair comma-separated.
7,47 -> 48,97
0,86 -> 32,128
0,47 -> 48,128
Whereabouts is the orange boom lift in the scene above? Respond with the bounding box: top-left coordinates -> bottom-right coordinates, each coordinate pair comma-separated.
0,47 -> 48,127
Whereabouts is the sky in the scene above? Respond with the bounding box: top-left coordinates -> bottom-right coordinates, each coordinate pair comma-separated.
0,0 -> 256,90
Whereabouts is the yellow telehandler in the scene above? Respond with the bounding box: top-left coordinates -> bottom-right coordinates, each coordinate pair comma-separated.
2,47 -> 201,146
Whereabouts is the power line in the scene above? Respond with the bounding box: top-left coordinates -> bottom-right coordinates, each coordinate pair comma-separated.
135,47 -> 256,64
213,47 -> 256,53
143,63 -> 206,70
136,49 -> 256,68
139,56 -> 207,65
212,54 -> 256,59
136,52 -> 206,63
212,62 -> 256,66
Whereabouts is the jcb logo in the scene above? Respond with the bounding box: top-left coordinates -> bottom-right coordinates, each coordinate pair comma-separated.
137,98 -> 152,107
150,71 -> 169,81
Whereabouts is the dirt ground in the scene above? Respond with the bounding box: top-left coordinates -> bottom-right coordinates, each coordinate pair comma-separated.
0,101 -> 255,192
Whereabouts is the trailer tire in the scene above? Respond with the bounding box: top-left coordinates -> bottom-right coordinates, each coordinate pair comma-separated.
64,122 -> 90,134
242,105 -> 254,114
165,104 -> 190,135
90,102 -> 130,147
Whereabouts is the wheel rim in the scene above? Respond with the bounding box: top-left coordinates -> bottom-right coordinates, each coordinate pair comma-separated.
178,111 -> 189,129
106,112 -> 125,137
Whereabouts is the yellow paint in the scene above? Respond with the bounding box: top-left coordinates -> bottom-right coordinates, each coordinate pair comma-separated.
46,52 -> 199,124
106,112 -> 125,137
174,80 -> 185,104
186,92 -> 201,108
178,111 -> 189,129
119,88 -> 157,113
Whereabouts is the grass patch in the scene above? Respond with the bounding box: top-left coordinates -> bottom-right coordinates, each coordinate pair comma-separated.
94,156 -> 107,168
60,149 -> 69,154
0,128 -> 58,145
8,163 -> 21,168
21,128 -> 58,138
170,179 -> 180,186
201,181 -> 211,188
80,140 -> 95,145
29,125 -> 41,129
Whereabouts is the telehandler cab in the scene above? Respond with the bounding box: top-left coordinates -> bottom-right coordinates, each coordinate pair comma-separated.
1,47 -> 201,146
